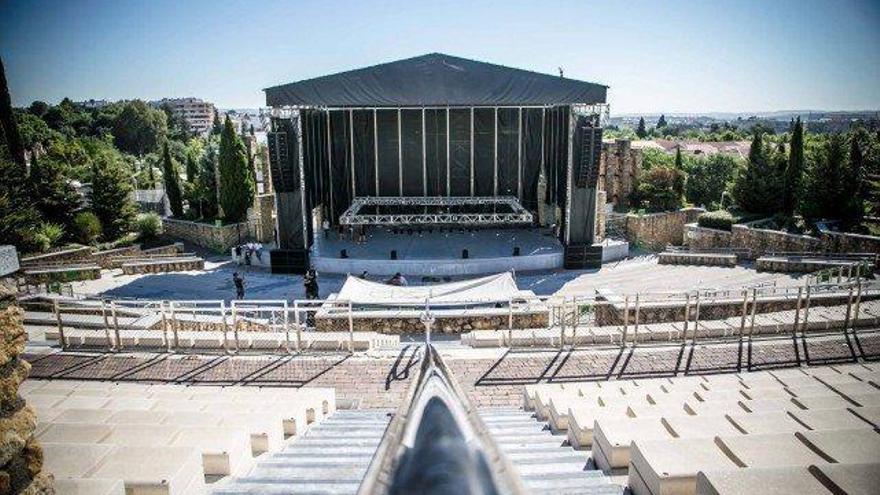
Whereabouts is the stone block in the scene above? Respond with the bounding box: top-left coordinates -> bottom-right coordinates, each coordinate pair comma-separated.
628,437 -> 737,495
53,478 -> 126,495
37,423 -> 113,444
88,445 -> 204,495
171,426 -> 252,476
696,466 -> 828,495
42,442 -> 113,478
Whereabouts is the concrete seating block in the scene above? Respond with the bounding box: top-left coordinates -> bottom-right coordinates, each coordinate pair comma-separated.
849,393 -> 880,407
696,466 -> 829,495
829,382 -> 880,400
647,391 -> 700,407
548,396 -> 590,431
53,408 -> 114,424
55,396 -> 112,410
792,395 -> 855,410
102,398 -> 156,411
150,399 -> 209,413
694,389 -> 747,403
628,403 -> 691,418
684,399 -> 746,416
628,437 -> 738,495
725,412 -> 804,435
815,373 -> 860,386
662,415 -> 743,439
738,398 -> 799,413
566,405 -> 630,449
812,462 -> 880,495
789,408 -> 873,431
53,479 -> 126,495
219,413 -> 285,455
101,424 -> 180,446
171,426 -> 252,476
88,445 -> 205,495
38,423 -> 113,444
160,410 -> 223,427
716,432 -> 827,467
104,409 -> 168,425
783,384 -> 838,399
43,442 -> 114,478
593,417 -> 672,471
739,386 -> 793,401
848,406 -> 880,427
26,394 -> 65,412
795,428 -> 880,463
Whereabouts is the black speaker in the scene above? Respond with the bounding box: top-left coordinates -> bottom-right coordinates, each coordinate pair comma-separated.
513,246 -> 520,256
268,130 -> 297,193
575,121 -> 603,188
563,244 -> 603,269
269,249 -> 308,274
340,249 -> 348,259
462,249 -> 469,259
390,250 -> 397,260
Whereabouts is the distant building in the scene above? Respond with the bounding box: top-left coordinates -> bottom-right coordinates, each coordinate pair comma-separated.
76,99 -> 111,109
153,97 -> 215,136
637,139 -> 751,159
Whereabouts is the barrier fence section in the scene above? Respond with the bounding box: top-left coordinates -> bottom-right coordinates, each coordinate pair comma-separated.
33,278 -> 880,353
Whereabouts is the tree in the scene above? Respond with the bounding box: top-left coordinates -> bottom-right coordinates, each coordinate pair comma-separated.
842,132 -> 866,222
90,154 -> 137,240
29,153 -> 81,231
801,134 -> 846,220
160,102 -> 190,142
195,141 -> 219,219
112,100 -> 167,156
732,132 -> 783,214
657,114 -> 667,128
636,117 -> 647,139
185,152 -> 198,183
685,154 -> 740,208
28,100 -> 49,117
631,166 -> 685,212
218,117 -> 254,222
0,56 -> 26,167
43,98 -> 92,136
161,141 -> 183,217
0,155 -> 41,251
212,108 -> 222,135
674,146 -> 684,171
783,117 -> 804,216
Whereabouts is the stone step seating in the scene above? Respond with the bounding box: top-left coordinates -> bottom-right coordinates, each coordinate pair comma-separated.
21,379 -> 336,495
522,363 -> 880,495
479,408 -> 623,494
659,252 -> 737,267
461,298 -> 880,348
211,409 -> 391,495
120,256 -> 205,275
755,256 -> 869,274
22,263 -> 102,283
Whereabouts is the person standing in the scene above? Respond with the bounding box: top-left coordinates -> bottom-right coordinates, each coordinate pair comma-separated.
322,219 -> 330,239
232,272 -> 245,300
304,268 -> 319,299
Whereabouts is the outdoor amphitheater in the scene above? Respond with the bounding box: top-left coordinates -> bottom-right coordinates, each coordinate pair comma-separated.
4,54 -> 880,495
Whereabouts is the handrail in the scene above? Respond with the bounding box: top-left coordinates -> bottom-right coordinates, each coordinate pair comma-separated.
358,344 -> 527,495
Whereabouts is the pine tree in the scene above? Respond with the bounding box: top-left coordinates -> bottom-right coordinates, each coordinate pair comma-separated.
218,116 -> 254,223
843,132 -> 865,222
90,155 -> 137,240
783,117 -> 804,217
212,108 -> 222,135
0,56 -> 26,168
29,153 -> 81,231
801,134 -> 846,220
636,117 -> 647,138
732,132 -> 783,214
657,114 -> 667,128
161,141 -> 183,217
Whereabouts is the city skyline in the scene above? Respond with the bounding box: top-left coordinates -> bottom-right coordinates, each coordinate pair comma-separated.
2,0 -> 879,114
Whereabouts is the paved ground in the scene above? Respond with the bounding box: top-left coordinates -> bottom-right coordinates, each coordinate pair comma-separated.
63,254 -> 805,301
25,330 -> 879,409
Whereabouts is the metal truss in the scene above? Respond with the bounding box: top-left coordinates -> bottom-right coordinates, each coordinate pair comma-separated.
339,196 -> 534,226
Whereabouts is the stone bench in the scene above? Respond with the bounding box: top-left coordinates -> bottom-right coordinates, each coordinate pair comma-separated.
23,264 -> 101,284
120,257 -> 205,275
659,252 -> 737,267
755,256 -> 859,273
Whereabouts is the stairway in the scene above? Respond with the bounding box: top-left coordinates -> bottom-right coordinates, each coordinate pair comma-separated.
213,409 -> 392,494
480,408 -> 623,495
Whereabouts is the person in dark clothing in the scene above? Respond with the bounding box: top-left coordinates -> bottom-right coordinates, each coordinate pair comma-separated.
304,269 -> 319,299
232,272 -> 245,299
387,272 -> 408,286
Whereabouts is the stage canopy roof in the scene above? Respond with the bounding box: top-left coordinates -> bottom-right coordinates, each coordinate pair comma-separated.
265,53 -> 607,108
335,272 -> 525,306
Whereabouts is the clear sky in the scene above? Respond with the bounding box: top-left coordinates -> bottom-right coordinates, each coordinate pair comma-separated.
1,0 -> 878,114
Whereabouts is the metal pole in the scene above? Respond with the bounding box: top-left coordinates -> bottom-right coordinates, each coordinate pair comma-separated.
739,289 -> 748,340
853,279 -> 863,331
692,291 -> 701,346
169,302 -> 179,350
221,301 -> 230,354
54,299 -> 66,351
621,295 -> 629,347
633,293 -> 641,344
749,288 -> 757,336
231,304 -> 240,353
294,301 -> 302,352
111,301 -> 121,352
283,301 -> 291,354
793,287 -> 802,337
847,264 -> 853,282
507,297 -> 513,345
802,285 -> 812,337
160,301 -> 170,352
348,300 -> 355,354
559,297 -> 567,349
683,292 -> 690,339
102,299 -> 113,350
837,266 -> 842,284
843,285 -> 853,333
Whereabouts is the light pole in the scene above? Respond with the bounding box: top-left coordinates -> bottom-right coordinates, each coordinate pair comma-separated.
420,296 -> 435,346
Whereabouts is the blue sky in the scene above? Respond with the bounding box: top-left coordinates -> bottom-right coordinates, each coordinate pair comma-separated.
1,0 -> 878,113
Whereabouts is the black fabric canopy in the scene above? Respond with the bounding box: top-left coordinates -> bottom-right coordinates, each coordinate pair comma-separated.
265,53 -> 607,107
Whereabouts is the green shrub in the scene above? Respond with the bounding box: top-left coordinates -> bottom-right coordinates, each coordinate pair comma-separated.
697,210 -> 734,231
73,211 -> 103,244
32,233 -> 51,253
136,213 -> 162,239
38,222 -> 65,247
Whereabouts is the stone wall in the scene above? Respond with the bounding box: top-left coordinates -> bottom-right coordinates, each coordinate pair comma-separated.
162,218 -> 257,251
594,191 -> 607,243
0,288 -> 54,493
255,194 -> 275,244
658,252 -> 736,267
683,221 -> 879,259
620,208 -> 705,251
599,139 -> 641,208
90,245 -> 141,269
23,266 -> 101,284
316,312 -> 550,334
141,243 -> 184,256
120,258 -> 205,275
19,247 -> 93,267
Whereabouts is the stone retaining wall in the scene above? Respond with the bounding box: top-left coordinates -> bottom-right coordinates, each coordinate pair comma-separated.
162,218 -> 256,251
755,257 -> 858,273
23,265 -> 101,284
658,252 -> 736,267
90,245 -> 141,268
684,221 -> 879,260
618,207 -> 705,251
141,242 -> 184,255
20,246 -> 93,267
0,298 -> 54,493
121,258 -> 205,275
316,312 -> 549,334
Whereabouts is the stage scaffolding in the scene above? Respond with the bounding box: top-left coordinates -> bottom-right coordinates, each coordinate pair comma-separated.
338,196 -> 533,226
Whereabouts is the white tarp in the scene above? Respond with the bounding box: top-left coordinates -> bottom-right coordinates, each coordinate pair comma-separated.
336,272 -> 523,306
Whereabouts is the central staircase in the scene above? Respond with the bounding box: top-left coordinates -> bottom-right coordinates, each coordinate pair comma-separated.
213,409 -> 392,494
480,408 -> 623,495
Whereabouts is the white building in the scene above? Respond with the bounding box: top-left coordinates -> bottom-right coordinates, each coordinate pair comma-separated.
153,97 -> 215,136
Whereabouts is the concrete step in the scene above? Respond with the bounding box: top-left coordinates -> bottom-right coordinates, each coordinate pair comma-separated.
248,465 -> 369,481
214,479 -> 362,494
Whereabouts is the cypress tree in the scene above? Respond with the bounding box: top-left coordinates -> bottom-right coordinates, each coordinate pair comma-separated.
218,116 -> 254,223
0,57 -> 26,168
91,155 -> 137,240
197,142 -> 219,219
29,153 -> 81,231
636,117 -> 647,138
185,153 -> 198,183
801,134 -> 845,220
783,117 -> 804,216
843,132 -> 865,221
657,114 -> 667,128
212,108 -> 222,135
161,141 -> 183,217
732,132 -> 782,214
674,146 -> 684,171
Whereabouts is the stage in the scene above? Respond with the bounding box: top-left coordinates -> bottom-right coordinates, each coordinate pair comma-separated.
310,227 -> 564,276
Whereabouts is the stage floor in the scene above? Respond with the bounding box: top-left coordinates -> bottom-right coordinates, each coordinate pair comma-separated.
310,227 -> 563,276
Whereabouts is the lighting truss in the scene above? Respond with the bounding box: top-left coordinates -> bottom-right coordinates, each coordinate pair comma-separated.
339,196 -> 534,226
